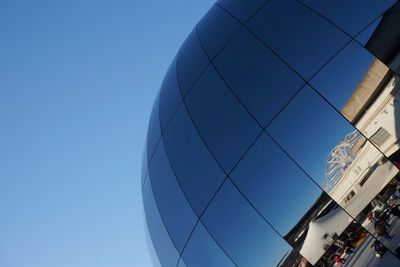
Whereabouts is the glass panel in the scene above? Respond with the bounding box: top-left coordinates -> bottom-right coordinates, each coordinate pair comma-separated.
144,214 -> 162,267
247,0 -> 350,80
230,132 -> 323,235
177,259 -> 187,267
159,57 -> 182,131
355,3 -> 400,76
181,222 -> 235,267
214,28 -> 305,127
216,0 -> 266,23
184,64 -> 262,173
148,140 -> 198,252
310,41 -> 378,111
202,180 -> 293,267
143,175 -> 180,266
177,30 -> 209,97
298,0 -> 397,36
163,104 -> 226,216
267,86 -> 399,220
146,92 -> 161,163
197,5 -> 241,59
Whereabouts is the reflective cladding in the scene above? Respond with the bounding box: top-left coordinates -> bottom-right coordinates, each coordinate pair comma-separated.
143,177 -> 180,267
196,5 -> 241,59
148,140 -> 197,252
247,0 -> 350,80
310,40 -> 378,111
298,0 -> 397,36
177,30 -> 209,97
180,222 -> 235,267
184,64 -> 262,173
216,0 -> 267,23
162,104 -> 226,216
143,1 -> 400,266
146,92 -> 161,163
213,28 -> 304,127
201,180 -> 293,267
159,57 -> 182,131
355,2 -> 400,76
229,132 -> 322,235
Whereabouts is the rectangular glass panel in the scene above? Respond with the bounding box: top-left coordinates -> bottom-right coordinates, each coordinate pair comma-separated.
184,64 -> 262,173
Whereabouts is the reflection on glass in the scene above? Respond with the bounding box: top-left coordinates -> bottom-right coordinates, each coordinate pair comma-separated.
148,140 -> 198,252
143,177 -> 180,266
298,0 -> 397,36
163,104 -> 226,216
202,180 -> 292,267
177,30 -> 209,96
159,57 -> 182,131
141,145 -> 148,188
247,0 -> 349,79
267,86 -> 399,219
197,5 -> 241,59
214,28 -> 304,127
355,2 -> 400,76
181,222 -> 235,267
184,65 -> 261,173
230,132 -> 322,235
146,92 -> 161,163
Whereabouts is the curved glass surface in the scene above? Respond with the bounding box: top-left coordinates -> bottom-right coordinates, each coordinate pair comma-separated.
143,1 -> 400,266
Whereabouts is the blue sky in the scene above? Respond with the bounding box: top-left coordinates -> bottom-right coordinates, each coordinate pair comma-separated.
0,0 -> 214,266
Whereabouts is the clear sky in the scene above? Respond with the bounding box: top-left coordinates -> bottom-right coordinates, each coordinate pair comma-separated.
0,0 -> 215,266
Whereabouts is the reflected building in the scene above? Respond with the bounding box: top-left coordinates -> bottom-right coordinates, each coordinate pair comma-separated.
142,1 -> 400,266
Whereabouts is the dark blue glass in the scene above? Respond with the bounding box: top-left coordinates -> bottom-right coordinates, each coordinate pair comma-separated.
197,5 -> 241,59
355,17 -> 383,46
310,41 -> 376,111
177,30 -> 209,96
181,222 -> 236,267
266,85 -> 357,188
217,0 -> 266,23
298,0 -> 397,36
148,140 -> 198,252
184,64 -> 262,173
230,132 -> 322,235
247,0 -> 350,80
147,92 -> 161,163
214,28 -> 305,127
202,180 -> 293,267
163,104 -> 226,216
143,176 -> 180,266
159,57 -> 182,131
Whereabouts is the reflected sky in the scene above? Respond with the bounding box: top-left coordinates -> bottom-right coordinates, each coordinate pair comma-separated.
267,85 -> 356,187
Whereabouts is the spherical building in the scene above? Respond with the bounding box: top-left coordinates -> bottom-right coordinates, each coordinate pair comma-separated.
142,1 -> 400,266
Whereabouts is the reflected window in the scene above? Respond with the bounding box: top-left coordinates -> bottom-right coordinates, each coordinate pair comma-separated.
184,64 -> 262,173
202,180 -> 293,267
247,0 -> 350,79
163,104 -> 226,216
298,0 -> 397,36
143,177 -> 180,266
197,5 -> 241,59
181,222 -> 235,267
214,28 -> 304,127
148,141 -> 198,252
370,127 -> 391,147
